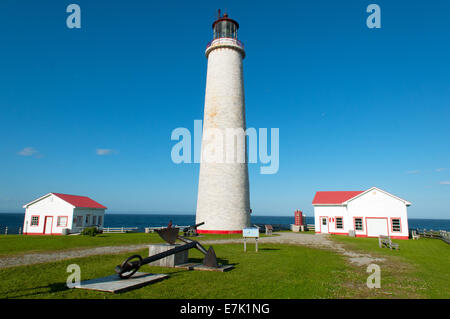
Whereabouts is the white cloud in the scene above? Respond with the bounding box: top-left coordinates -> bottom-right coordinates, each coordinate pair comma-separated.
96,149 -> 115,156
439,181 -> 450,185
18,147 -> 39,157
406,170 -> 420,175
436,168 -> 447,172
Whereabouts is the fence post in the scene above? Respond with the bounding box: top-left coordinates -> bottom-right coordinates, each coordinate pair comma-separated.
19,227 -> 22,235
5,226 -> 8,235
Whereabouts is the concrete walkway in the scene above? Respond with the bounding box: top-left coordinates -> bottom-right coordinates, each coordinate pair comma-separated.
0,232 -> 384,269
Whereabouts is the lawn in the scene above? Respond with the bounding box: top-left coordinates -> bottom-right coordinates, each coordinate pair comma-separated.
0,233 -> 448,299
330,236 -> 450,299
0,232 -> 251,257
0,243 -> 363,299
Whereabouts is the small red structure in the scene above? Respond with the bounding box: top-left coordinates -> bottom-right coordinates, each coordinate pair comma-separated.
294,210 -> 303,226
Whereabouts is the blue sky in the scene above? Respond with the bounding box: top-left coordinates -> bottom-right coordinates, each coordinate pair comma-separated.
0,0 -> 449,218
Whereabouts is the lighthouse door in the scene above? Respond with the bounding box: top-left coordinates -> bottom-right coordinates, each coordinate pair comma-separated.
321,217 -> 329,233
44,216 -> 53,235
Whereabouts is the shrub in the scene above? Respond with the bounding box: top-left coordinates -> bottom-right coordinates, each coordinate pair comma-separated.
81,227 -> 101,237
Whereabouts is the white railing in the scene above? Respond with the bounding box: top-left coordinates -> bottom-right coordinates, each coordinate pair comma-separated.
102,227 -> 139,233
416,229 -> 450,244
206,37 -> 244,50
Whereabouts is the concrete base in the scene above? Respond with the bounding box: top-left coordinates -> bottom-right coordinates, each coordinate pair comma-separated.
174,263 -> 234,272
75,272 -> 168,293
173,262 -> 199,270
192,264 -> 234,272
148,244 -> 189,267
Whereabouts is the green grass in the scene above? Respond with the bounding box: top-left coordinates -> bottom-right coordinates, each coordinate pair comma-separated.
0,243 -> 360,299
280,230 -> 316,235
0,233 -> 164,256
0,232 -> 263,257
1,233 -> 448,299
330,236 -> 450,299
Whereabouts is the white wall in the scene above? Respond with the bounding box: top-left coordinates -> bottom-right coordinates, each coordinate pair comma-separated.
314,206 -> 347,234
72,208 -> 105,232
313,189 -> 409,239
23,194 -> 73,235
347,189 -> 409,238
196,39 -> 250,232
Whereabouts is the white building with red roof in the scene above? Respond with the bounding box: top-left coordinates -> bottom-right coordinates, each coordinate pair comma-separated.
22,193 -> 107,235
312,187 -> 411,239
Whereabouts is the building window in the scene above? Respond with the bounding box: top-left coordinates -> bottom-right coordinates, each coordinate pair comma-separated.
392,218 -> 401,232
76,216 -> 83,227
85,215 -> 90,225
354,218 -> 363,231
336,217 -> 343,229
98,216 -> 102,226
92,216 -> 97,225
57,216 -> 68,227
31,216 -> 39,226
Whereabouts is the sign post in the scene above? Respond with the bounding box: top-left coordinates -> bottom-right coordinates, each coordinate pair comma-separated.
243,227 -> 260,252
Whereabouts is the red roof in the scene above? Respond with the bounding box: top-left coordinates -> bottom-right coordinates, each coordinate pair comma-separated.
52,193 -> 107,209
312,191 -> 364,205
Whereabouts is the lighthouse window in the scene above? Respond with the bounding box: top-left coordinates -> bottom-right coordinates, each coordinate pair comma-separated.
336,217 -> 343,229
354,218 -> 363,231
57,216 -> 68,227
31,216 -> 39,226
392,219 -> 401,232
214,21 -> 237,39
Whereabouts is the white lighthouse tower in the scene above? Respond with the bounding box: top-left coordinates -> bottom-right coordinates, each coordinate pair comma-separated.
195,11 -> 251,234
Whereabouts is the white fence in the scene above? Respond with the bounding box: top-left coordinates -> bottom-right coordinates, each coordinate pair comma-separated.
102,227 -> 139,233
0,226 -> 22,235
417,229 -> 450,244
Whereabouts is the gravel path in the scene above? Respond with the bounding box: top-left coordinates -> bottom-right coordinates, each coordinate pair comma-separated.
0,244 -> 151,269
0,233 -> 384,269
203,233 -> 385,266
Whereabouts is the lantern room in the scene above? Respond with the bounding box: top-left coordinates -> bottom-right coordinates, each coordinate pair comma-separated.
212,11 -> 239,40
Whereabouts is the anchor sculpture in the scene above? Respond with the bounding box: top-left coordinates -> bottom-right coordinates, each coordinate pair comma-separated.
115,223 -> 219,279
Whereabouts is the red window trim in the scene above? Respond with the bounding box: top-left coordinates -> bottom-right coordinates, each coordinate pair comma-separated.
390,217 -> 402,233
353,217 -> 364,232
57,216 -> 68,227
30,215 -> 39,226
335,216 -> 344,230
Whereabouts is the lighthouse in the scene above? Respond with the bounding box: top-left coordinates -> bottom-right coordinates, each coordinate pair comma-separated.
195,11 -> 251,234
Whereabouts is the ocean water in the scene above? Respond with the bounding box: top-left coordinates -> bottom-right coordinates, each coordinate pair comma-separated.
0,212 -> 449,234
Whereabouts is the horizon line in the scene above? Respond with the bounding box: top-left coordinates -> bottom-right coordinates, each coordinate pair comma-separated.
0,210 -> 448,220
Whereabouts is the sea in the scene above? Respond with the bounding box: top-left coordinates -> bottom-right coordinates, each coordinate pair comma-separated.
0,212 -> 449,234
